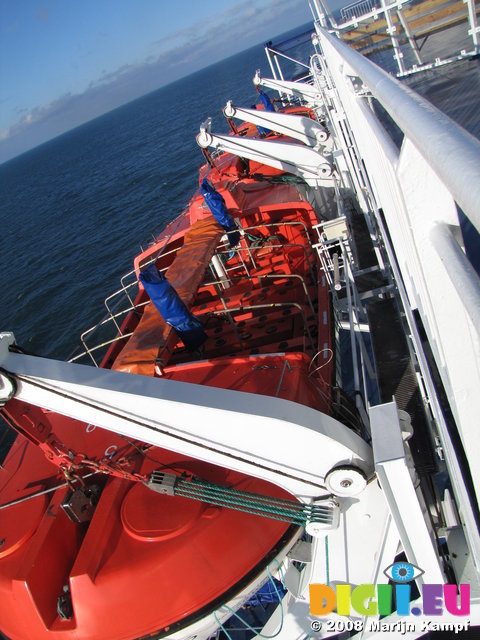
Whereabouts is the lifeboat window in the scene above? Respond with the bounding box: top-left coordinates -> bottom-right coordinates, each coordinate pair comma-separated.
0,420 -> 17,466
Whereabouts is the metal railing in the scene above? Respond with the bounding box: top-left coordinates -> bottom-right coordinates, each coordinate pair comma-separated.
70,219 -> 319,366
313,219 -> 378,427
313,23 -> 480,567
319,0 -> 480,77
341,0 -> 378,22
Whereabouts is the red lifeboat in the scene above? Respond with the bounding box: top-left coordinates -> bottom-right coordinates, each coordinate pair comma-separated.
0,408 -> 299,640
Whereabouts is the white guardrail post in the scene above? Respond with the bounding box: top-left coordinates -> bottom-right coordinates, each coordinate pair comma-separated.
314,26 -> 480,565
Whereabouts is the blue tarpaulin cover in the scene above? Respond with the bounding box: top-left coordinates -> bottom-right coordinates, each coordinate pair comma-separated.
139,264 -> 206,351
200,179 -> 240,247
256,90 -> 274,135
258,89 -> 275,112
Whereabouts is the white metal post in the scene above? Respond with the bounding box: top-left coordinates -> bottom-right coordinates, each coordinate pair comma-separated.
464,0 -> 480,53
396,9 -> 422,65
370,402 -> 444,584
264,47 -> 278,80
381,0 -> 406,74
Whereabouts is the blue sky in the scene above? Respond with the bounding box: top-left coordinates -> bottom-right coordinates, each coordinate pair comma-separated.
0,0 -> 314,162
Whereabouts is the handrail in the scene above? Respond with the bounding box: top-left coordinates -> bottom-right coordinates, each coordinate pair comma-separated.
71,219 -> 318,365
315,24 -> 480,566
430,222 -> 480,331
317,27 -> 480,235
322,0 -> 410,30
201,272 -> 317,319
341,0 -> 377,22
216,242 -> 317,286
264,46 -> 311,70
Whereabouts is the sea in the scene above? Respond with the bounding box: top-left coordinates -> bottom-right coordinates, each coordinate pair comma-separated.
0,21 -> 479,362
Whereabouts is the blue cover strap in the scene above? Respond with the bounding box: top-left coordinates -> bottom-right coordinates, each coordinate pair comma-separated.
200,179 -> 240,247
139,264 -> 207,351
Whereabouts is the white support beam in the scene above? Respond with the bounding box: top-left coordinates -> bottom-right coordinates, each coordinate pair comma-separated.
0,333 -> 372,500
381,0 -> 406,74
196,118 -> 333,187
370,402 -> 444,584
253,71 -> 323,105
223,101 -> 331,149
396,139 -> 480,506
264,46 -> 277,80
396,9 -> 422,65
464,0 -> 480,52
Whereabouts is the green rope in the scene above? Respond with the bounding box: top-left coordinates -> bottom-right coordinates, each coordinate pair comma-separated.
177,482 -> 305,515
251,172 -> 308,185
180,478 -> 307,509
175,488 -> 306,524
173,476 -> 332,528
149,472 -> 334,528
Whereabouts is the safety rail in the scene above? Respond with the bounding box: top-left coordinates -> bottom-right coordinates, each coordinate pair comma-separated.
74,230 -> 194,365
341,0 -> 378,22
217,219 -> 318,280
138,206 -> 189,254
313,219 -> 377,427
316,0 -> 480,77
74,260 -> 172,366
216,242 -> 317,288
316,28 -> 480,230
105,242 -> 184,325
70,303 -> 148,365
264,44 -> 312,81
70,219 -> 319,366
74,291 -> 318,369
310,21 -> 480,566
333,0 -> 409,28
69,209 -> 192,366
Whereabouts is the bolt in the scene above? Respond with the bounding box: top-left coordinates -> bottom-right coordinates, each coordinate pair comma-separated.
340,479 -> 352,488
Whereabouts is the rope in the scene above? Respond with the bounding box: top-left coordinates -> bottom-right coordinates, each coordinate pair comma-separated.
308,349 -> 334,377
213,611 -> 234,640
175,479 -> 324,526
178,478 -> 307,509
177,486 -> 305,516
151,473 -> 335,528
251,173 -> 308,185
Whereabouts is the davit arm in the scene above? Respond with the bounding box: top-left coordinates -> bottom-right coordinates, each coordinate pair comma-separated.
0,331 -> 372,502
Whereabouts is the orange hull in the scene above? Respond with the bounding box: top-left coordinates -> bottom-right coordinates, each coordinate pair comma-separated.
0,105 -> 332,639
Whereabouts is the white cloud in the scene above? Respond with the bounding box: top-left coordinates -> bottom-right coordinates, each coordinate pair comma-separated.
0,0 -> 311,162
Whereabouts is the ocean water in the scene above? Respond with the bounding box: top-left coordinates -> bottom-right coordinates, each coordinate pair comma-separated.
0,32 -> 310,360
0,22 -> 478,362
